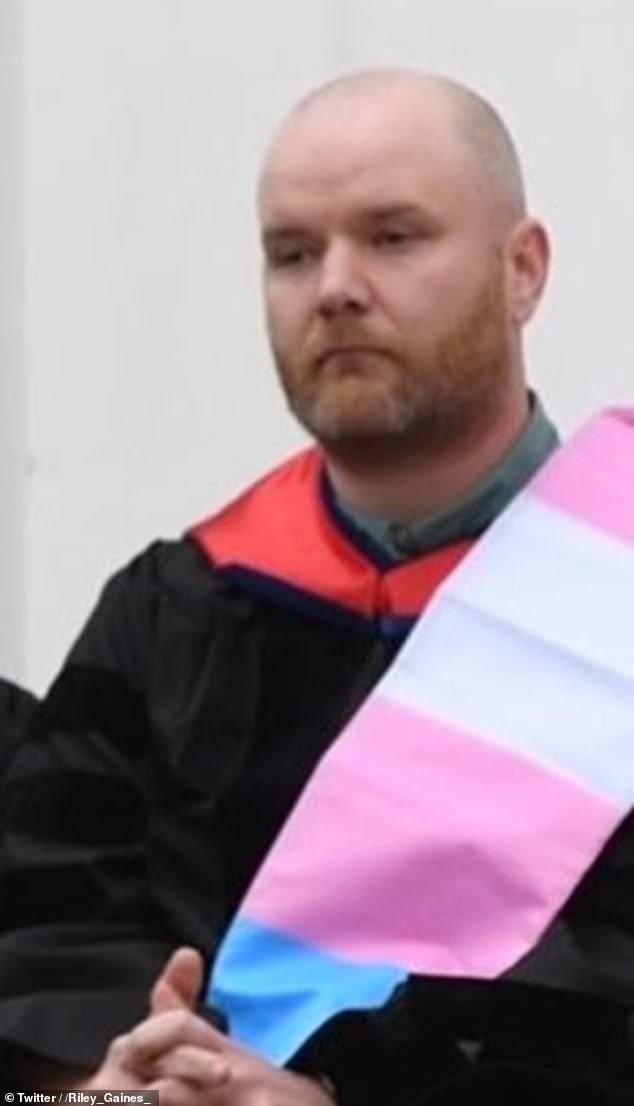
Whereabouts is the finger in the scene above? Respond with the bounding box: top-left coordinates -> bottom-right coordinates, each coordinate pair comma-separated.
125,1009 -> 223,1071
152,1043 -> 231,1087
150,946 -> 205,1014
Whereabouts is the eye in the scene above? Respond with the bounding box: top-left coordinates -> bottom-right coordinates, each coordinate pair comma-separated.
266,243 -> 317,270
373,227 -> 418,249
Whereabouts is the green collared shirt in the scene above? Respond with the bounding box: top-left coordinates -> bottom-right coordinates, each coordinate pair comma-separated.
334,396 -> 560,562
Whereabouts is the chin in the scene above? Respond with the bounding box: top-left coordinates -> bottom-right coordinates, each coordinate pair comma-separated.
294,390 -> 417,443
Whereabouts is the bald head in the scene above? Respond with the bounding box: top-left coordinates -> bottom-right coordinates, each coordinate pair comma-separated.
261,69 -> 526,228
258,66 -> 549,460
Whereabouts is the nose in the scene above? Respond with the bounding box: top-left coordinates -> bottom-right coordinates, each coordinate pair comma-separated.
316,240 -> 371,317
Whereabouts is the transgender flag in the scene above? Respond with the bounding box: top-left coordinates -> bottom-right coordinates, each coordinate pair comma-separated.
208,408 -> 634,1064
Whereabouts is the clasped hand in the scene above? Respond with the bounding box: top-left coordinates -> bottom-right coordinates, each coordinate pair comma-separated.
85,948 -> 333,1106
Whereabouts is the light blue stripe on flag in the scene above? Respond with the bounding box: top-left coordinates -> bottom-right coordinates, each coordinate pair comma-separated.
208,915 -> 404,1064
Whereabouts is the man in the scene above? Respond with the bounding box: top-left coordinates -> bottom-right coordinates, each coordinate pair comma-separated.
1,70 -> 632,1104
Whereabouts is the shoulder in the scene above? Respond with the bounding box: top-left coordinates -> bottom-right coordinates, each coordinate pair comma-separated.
63,536 -> 254,694
94,535 -> 234,619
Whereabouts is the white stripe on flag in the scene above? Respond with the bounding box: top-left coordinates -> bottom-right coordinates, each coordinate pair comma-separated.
382,495 -> 634,805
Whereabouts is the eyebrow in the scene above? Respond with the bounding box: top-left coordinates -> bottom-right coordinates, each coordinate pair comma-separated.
261,227 -> 310,245
364,204 -> 428,221
362,204 -> 444,231
261,204 -> 437,241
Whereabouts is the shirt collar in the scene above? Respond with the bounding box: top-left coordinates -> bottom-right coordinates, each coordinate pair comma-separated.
333,394 -> 560,562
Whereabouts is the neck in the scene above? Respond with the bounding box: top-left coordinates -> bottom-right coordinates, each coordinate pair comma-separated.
324,390 -> 531,523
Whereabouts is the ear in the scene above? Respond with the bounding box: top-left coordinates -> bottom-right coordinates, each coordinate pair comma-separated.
506,218 -> 550,326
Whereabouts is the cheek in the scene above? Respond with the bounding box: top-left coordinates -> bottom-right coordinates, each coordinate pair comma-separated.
380,283 -> 441,343
264,285 -> 310,353
378,263 -> 445,324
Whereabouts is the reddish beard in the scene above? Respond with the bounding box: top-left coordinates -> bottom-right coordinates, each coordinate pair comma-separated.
272,267 -> 512,455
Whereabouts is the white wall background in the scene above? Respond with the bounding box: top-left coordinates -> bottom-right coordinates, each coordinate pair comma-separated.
1,0 -> 633,690
0,0 -> 25,678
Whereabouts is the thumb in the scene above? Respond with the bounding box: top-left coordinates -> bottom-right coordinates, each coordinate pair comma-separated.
150,946 -> 205,1015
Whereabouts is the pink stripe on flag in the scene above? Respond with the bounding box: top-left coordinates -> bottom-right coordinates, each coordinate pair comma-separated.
530,408 -> 634,546
244,695 -> 621,978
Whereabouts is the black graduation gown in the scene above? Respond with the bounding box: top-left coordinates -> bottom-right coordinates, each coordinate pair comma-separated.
0,537 -> 633,1103
0,678 -> 36,778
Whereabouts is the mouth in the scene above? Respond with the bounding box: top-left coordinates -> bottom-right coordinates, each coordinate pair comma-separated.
315,345 -> 392,367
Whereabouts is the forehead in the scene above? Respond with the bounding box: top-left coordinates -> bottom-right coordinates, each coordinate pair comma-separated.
259,93 -> 481,226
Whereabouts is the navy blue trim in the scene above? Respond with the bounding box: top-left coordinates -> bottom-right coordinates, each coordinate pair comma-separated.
379,613 -> 418,638
218,566 -> 412,638
318,469 -> 398,573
